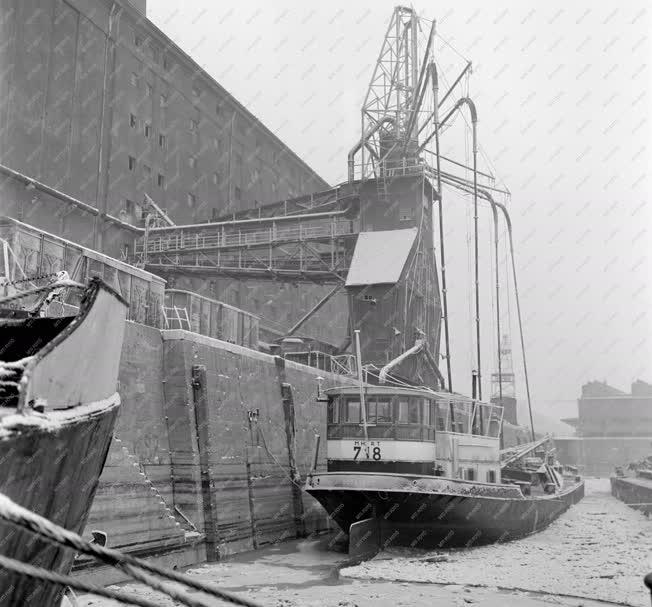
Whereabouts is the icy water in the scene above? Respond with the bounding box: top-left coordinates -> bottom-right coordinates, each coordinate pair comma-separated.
78,479 -> 652,607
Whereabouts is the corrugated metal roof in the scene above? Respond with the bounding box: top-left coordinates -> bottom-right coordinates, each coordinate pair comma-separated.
345,228 -> 418,286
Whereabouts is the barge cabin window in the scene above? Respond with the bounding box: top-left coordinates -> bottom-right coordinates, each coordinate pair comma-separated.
327,393 -> 502,442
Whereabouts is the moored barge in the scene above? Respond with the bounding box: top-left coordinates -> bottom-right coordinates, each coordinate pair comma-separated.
306,384 -> 584,555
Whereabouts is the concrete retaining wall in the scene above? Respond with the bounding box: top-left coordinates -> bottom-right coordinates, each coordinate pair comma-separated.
79,322 -> 354,581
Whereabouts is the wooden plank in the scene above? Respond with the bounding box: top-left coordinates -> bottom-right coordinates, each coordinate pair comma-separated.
191,364 -> 222,561
275,356 -> 306,538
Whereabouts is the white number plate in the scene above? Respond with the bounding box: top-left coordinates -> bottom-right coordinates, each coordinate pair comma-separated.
352,441 -> 382,461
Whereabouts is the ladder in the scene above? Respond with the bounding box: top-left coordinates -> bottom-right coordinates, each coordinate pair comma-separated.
375,167 -> 389,205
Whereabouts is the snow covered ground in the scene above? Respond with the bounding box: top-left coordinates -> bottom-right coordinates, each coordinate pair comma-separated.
344,478 -> 652,606
77,478 -> 651,607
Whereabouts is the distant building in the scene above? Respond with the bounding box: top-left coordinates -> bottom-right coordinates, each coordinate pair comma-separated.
556,380 -> 652,476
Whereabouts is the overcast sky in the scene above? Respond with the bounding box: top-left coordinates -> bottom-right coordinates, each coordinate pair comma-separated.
149,0 -> 651,421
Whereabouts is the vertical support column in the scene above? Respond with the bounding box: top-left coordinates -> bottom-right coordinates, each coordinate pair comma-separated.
245,411 -> 259,550
191,364 -> 221,561
274,356 -> 306,538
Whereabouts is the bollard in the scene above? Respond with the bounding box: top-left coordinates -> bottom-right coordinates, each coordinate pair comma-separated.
644,572 -> 652,605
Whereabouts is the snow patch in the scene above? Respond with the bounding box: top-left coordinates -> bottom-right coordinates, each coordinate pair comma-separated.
0,393 -> 120,439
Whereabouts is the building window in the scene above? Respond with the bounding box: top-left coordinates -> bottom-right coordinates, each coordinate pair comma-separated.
144,123 -> 151,138
157,174 -> 165,188
134,34 -> 143,48
146,82 -> 153,97
189,118 -> 198,131
129,114 -> 137,129
125,199 -> 135,215
143,164 -> 151,178
234,186 -> 242,201
159,134 -> 166,149
128,156 -> 136,171
487,470 -> 497,483
130,72 -> 139,87
160,94 -> 167,107
187,192 -> 196,207
464,468 -> 476,481
212,172 -> 219,185
188,156 -> 196,169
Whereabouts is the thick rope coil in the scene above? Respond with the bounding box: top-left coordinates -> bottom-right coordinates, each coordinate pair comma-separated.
0,493 -> 262,607
0,554 -> 163,607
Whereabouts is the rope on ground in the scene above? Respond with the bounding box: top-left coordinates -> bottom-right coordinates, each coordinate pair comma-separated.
0,554 -> 162,607
0,493 -> 263,607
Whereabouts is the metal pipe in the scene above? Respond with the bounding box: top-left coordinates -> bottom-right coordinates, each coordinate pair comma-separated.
422,149 -> 495,181
418,96 -> 477,155
427,167 -> 510,197
418,61 -> 472,138
348,117 -> 396,182
433,172 -> 535,440
494,200 -> 535,441
489,199 -> 502,403
430,63 -> 452,393
378,339 -> 425,384
403,18 -> 435,147
354,329 -> 369,444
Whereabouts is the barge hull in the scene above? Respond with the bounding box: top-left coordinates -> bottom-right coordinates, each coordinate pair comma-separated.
307,473 -> 585,549
610,476 -> 652,516
0,400 -> 119,605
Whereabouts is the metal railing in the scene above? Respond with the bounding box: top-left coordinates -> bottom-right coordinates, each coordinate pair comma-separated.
135,219 -> 355,256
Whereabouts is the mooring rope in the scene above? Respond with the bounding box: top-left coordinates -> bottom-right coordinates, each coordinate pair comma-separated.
0,493 -> 263,607
0,554 -> 163,607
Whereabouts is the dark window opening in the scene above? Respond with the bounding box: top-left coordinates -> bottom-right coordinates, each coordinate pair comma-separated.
328,399 -> 339,424
344,399 -> 360,423
128,156 -> 136,171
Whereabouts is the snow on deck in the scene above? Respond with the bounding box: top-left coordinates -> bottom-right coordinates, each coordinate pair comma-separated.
342,478 -> 652,606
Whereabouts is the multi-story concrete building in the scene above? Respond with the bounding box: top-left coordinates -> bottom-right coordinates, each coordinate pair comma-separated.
0,0 -> 327,250
0,0 -> 350,341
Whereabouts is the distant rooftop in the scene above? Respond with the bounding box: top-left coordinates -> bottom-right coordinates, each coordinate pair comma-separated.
580,379 -> 652,399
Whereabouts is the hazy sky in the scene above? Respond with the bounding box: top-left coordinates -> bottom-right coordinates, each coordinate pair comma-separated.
148,1 -> 651,419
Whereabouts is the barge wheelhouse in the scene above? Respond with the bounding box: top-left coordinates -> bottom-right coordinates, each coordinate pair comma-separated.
324,385 -> 503,480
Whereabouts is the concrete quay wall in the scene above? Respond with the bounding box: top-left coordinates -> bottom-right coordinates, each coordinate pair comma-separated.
77,322 -> 354,582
